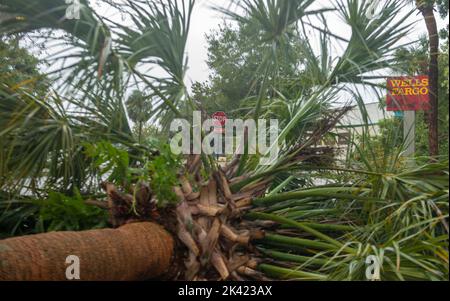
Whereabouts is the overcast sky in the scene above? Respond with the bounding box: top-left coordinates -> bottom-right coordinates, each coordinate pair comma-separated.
185,0 -> 230,85
70,0 -> 446,111
183,0 -> 449,86
41,0 -> 449,95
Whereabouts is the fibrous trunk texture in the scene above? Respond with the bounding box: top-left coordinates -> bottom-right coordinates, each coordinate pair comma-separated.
419,3 -> 439,157
0,222 -> 174,281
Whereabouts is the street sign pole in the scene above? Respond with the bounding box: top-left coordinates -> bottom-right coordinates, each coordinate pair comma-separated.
403,110 -> 415,157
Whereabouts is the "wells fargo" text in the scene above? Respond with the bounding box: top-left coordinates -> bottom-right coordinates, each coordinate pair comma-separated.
389,77 -> 429,96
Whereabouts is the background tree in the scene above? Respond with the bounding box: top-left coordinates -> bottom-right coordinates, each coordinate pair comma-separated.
192,22 -> 307,118
394,0 -> 449,156
126,90 -> 153,144
414,0 -> 445,157
0,36 -> 49,94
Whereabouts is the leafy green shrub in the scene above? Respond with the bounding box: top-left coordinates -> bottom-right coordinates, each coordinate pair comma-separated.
0,190 -> 108,238
84,140 -> 182,206
145,143 -> 182,206
36,190 -> 108,232
84,141 -> 131,185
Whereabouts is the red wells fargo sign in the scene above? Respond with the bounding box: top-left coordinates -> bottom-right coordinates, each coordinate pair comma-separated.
386,75 -> 430,111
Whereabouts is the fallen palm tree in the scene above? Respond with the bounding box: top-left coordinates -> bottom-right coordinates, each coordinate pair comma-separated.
0,222 -> 173,281
0,103 -> 350,280
2,151 -> 447,281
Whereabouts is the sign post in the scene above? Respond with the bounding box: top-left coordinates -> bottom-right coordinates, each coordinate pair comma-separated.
403,111 -> 415,157
386,75 -> 430,158
212,112 -> 228,162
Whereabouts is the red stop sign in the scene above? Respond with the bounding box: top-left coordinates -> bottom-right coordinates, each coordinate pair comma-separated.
212,111 -> 227,126
212,112 -> 227,133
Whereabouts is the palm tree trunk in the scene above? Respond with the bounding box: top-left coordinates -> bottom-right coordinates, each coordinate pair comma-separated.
417,1 -> 440,157
138,121 -> 143,144
0,222 -> 174,281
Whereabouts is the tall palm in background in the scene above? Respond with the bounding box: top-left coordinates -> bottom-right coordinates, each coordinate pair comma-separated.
126,90 -> 153,143
0,0 -> 448,280
414,0 -> 440,157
